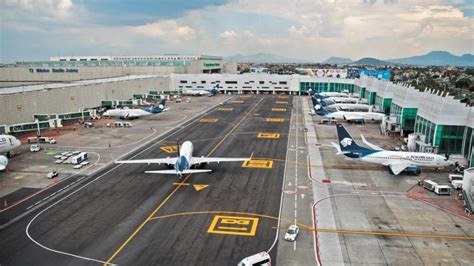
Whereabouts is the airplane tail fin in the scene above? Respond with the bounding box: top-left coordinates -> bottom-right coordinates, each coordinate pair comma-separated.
150,99 -> 167,113
316,105 -> 331,116
336,123 -> 373,153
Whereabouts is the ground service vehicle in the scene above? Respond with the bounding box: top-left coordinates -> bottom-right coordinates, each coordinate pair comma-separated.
71,152 -> 88,165
284,225 -> 300,242
238,252 -> 271,266
30,144 -> 41,152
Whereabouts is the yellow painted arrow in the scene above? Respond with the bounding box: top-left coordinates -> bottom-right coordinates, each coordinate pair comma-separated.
193,184 -> 209,191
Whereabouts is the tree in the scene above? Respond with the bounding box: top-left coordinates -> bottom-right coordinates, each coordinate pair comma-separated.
456,78 -> 472,89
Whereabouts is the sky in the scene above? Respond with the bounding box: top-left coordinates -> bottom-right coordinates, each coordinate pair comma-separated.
0,0 -> 473,63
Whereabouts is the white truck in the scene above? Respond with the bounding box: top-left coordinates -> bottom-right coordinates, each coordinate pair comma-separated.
423,180 -> 451,195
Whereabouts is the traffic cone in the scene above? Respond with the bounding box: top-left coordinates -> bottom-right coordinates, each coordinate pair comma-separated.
3,200 -> 8,208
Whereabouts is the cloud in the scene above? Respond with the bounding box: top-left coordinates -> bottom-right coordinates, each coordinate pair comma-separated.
0,0 -> 473,62
133,20 -> 196,41
220,30 -> 237,39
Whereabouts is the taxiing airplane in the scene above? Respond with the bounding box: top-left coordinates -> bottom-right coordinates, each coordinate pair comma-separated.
331,124 -> 453,175
183,84 -> 221,97
115,140 -> 251,177
103,99 -> 167,119
0,134 -> 21,171
317,106 -> 385,122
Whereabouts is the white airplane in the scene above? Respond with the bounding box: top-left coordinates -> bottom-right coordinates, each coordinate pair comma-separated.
317,106 -> 385,122
331,124 -> 453,175
0,135 -> 21,171
115,140 -> 251,177
103,99 -> 167,119
314,103 -> 372,113
309,91 -> 349,98
183,84 -> 221,97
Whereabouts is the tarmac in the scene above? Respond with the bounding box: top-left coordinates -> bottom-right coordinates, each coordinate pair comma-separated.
0,94 -> 473,265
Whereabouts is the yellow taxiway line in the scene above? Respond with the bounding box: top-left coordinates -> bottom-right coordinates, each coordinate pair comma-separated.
104,98 -> 265,265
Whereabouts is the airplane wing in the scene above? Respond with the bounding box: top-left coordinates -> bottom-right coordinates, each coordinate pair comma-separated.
145,169 -> 212,174
386,162 -> 412,175
342,113 -> 364,121
115,158 -> 177,165
190,156 -> 250,165
360,134 -> 384,150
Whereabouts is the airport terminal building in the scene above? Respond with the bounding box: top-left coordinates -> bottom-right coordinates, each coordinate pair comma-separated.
0,70 -> 472,166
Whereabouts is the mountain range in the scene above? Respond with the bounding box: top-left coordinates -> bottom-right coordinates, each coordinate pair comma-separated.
225,51 -> 473,66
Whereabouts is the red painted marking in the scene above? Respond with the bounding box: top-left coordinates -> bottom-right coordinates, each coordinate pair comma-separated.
322,179 -> 331,184
3,200 -> 8,209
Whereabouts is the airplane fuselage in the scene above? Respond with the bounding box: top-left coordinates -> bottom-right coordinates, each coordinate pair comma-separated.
103,108 -> 153,118
359,150 -> 452,168
175,141 -> 193,174
0,135 -> 21,154
324,111 -> 385,121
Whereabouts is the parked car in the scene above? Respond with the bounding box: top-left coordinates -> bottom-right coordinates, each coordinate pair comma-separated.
73,164 -> 83,169
54,159 -> 64,164
80,161 -> 90,166
54,155 -> 62,159
284,225 -> 299,242
47,170 -> 58,179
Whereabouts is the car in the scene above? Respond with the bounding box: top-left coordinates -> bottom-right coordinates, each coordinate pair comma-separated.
54,159 -> 64,164
49,138 -> 57,144
60,156 -> 68,160
47,170 -> 58,179
72,151 -> 81,155
73,164 -> 83,169
54,155 -> 62,159
80,161 -> 90,166
61,152 -> 69,156
66,152 -> 74,157
30,144 -> 41,152
284,225 -> 299,242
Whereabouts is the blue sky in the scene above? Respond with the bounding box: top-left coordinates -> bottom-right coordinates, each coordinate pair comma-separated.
1,0 -> 473,63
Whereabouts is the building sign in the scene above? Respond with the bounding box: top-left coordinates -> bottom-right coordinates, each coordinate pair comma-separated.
359,70 -> 391,80
30,68 -> 79,73
204,63 -> 220,67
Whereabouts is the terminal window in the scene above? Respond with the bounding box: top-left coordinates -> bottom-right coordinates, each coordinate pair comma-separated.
180,80 -> 187,84
259,81 -> 265,84
225,81 -> 238,84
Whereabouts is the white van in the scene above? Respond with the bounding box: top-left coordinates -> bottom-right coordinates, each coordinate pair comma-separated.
238,252 -> 271,266
434,185 -> 451,195
448,174 -> 463,183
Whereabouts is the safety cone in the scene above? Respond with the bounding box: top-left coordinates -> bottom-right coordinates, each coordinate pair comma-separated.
3,200 -> 8,208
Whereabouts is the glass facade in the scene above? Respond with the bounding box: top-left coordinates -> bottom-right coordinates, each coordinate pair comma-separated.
464,127 -> 473,159
438,125 -> 465,154
353,86 -> 366,98
402,108 -> 417,130
365,91 -> 376,105
415,116 -> 467,154
375,96 -> 392,114
414,115 -> 436,145
300,82 -> 354,93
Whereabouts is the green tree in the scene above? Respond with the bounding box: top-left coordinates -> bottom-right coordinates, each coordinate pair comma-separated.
456,78 -> 472,89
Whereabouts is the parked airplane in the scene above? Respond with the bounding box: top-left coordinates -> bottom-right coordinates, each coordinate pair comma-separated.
331,124 -> 453,175
103,99 -> 167,119
314,103 -> 372,113
183,84 -> 221,97
317,106 -> 385,122
308,90 -> 349,98
115,140 -> 251,177
0,134 -> 21,171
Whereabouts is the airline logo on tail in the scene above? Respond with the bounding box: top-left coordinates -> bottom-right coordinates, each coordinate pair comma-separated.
340,137 -> 353,147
